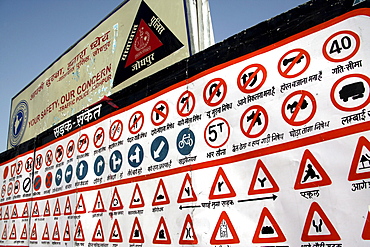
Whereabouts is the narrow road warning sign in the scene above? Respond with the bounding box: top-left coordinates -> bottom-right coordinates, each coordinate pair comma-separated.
210,211 -> 239,245
348,136 -> 370,181
94,127 -> 105,148
151,100 -> 169,126
77,134 -> 89,153
66,139 -> 75,158
129,217 -> 144,243
63,221 -> 71,241
55,145 -> 64,163
152,179 -> 170,206
92,219 -> 105,242
129,111 -> 144,134
282,90 -> 316,126
45,149 -> 53,166
110,119 -> 123,142
64,196 -> 72,215
209,167 -> 236,200
249,160 -> 280,195
74,220 -> 85,242
240,105 -> 268,138
330,73 -> 370,112
52,222 -> 60,241
54,198 -> 61,216
130,183 -> 145,209
109,219 -> 123,243
42,223 -> 50,240
278,48 -> 310,78
153,216 -> 171,244
92,190 -> 106,213
205,117 -> 230,148
237,63 -> 267,94
177,91 -> 196,117
203,78 -> 227,107
252,207 -> 286,243
294,149 -> 332,190
322,30 -> 360,62
109,187 -> 124,211
179,214 -> 198,245
301,202 -> 340,242
75,194 -> 86,214
177,173 -> 197,203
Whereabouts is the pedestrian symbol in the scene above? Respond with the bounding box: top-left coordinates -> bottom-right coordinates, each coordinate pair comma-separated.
177,128 -> 195,155
128,143 -> 144,168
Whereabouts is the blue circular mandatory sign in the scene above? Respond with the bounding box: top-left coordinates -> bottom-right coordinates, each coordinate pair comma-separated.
94,155 -> 105,176
177,128 -> 195,155
55,168 -> 63,186
128,143 -> 144,168
9,100 -> 28,147
76,160 -> 88,180
110,150 -> 122,173
65,164 -> 73,183
151,136 -> 169,162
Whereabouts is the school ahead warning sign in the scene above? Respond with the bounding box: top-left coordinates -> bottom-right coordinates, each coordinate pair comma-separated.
2,0 -> 370,246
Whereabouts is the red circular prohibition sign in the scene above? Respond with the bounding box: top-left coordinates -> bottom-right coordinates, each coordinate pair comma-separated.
203,78 -> 227,107
240,105 -> 269,138
237,63 -> 267,94
278,48 -> 310,78
282,90 -> 317,126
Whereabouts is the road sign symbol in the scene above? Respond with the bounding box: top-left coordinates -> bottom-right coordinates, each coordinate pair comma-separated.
110,119 -> 123,142
64,196 -> 72,215
110,150 -> 122,173
21,203 -> 29,218
179,214 -> 198,244
240,105 -> 268,138
30,223 -> 37,240
153,216 -> 171,244
45,149 -> 53,166
92,190 -> 106,213
209,167 -> 236,200
52,222 -> 60,241
294,149 -> 332,190
252,207 -> 286,243
11,204 -> 17,219
278,48 -> 310,78
53,198 -> 61,216
177,128 -> 195,155
203,78 -> 227,107
129,111 -> 144,134
76,160 -> 88,180
248,159 -> 280,195
3,206 -> 9,219
129,183 -> 145,208
205,117 -> 230,148
45,172 -> 53,188
25,157 -> 33,172
44,200 -> 51,216
151,100 -> 169,126
1,185 -> 5,198
237,63 -> 267,93
66,140 -> 75,158
7,182 -> 13,196
74,220 -> 85,242
3,166 -> 9,179
323,30 -> 360,62
129,217 -> 144,243
55,168 -> 63,186
10,163 -> 16,177
177,173 -> 197,203
301,202 -> 340,242
362,209 -> 370,240
65,164 -> 73,183
1,224 -> 7,240
94,127 -> 105,148
348,136 -> 370,181
330,73 -> 370,112
128,143 -> 144,167
177,91 -> 196,117
14,180 -> 20,194
32,202 -> 40,217
42,223 -> 50,240
15,161 -> 22,175
152,179 -> 170,206
55,145 -> 64,163
109,187 -> 124,211
34,154 -> 42,170
210,211 -> 239,245
23,177 -> 31,193
63,221 -> 71,241
33,175 -> 42,191
94,155 -> 105,176
92,219 -> 105,242
151,136 -> 169,162
9,224 -> 16,240
77,134 -> 89,153
75,194 -> 86,214
20,224 -> 28,240
282,90 -> 316,126
109,219 -> 123,243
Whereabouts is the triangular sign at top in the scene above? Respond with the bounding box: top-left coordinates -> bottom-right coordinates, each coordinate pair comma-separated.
348,136 -> 370,181
252,207 -> 286,243
75,194 -> 86,214
129,217 -> 144,243
109,187 -> 124,211
209,167 -> 236,200
152,216 -> 171,244
92,219 -> 105,242
129,183 -> 145,209
179,214 -> 198,245
248,159 -> 280,195
109,219 -> 123,243
210,211 -> 239,245
91,190 -> 106,213
152,179 -> 170,206
294,149 -> 332,190
177,173 -> 197,203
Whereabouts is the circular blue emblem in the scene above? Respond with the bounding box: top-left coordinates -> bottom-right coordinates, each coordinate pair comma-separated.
9,100 -> 28,147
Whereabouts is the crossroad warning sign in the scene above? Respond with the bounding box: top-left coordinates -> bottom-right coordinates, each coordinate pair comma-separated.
179,214 -> 198,245
209,167 -> 236,200
210,211 -> 239,245
349,136 -> 370,181
252,207 -> 286,243
153,216 -> 171,244
129,217 -> 144,243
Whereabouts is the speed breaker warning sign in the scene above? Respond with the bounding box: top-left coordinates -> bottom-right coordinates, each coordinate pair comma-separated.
1,2 -> 370,247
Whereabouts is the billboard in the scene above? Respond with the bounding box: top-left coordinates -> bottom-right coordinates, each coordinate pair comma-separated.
8,0 -> 214,149
1,0 -> 370,246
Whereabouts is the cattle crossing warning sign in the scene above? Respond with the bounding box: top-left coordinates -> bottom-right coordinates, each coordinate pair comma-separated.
1,1 -> 370,246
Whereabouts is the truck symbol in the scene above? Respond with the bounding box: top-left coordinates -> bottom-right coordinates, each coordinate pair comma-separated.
339,81 -> 365,102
